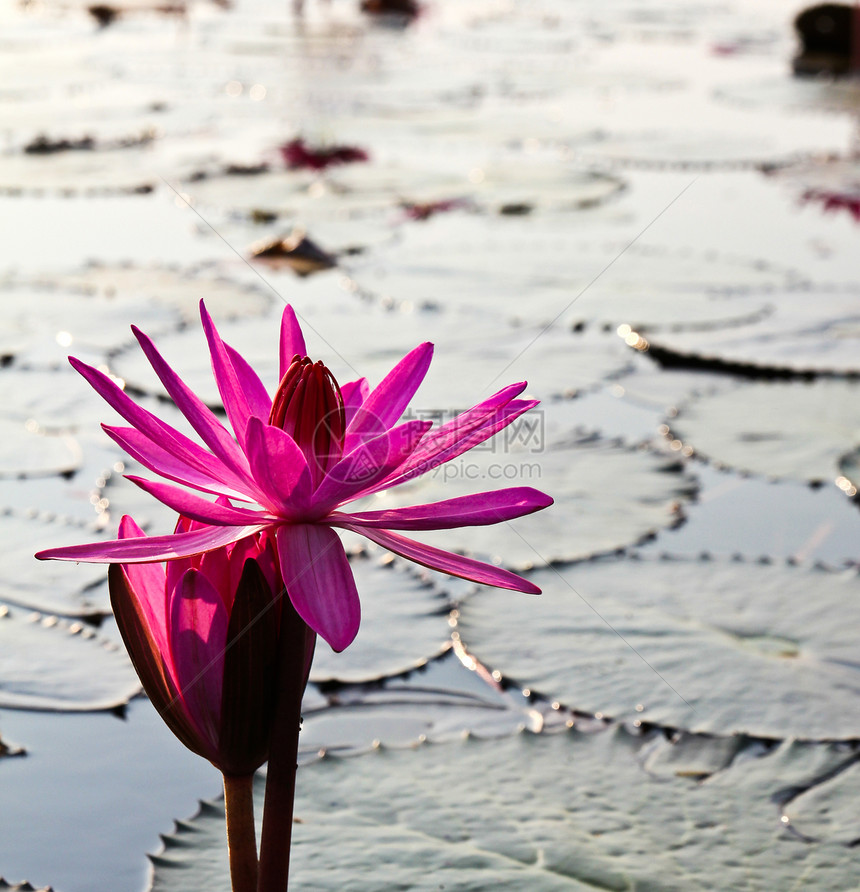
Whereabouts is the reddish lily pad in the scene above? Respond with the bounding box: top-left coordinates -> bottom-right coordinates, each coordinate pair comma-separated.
455,555 -> 860,739
148,726 -> 860,891
665,379 -> 860,484
0,604 -> 139,711
767,157 -> 860,225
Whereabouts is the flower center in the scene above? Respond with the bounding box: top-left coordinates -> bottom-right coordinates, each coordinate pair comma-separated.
269,355 -> 346,486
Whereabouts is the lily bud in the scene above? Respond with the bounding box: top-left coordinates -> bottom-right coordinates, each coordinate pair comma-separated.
270,355 -> 345,486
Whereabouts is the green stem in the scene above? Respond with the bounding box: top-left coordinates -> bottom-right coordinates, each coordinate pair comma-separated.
223,773 -> 258,892
257,601 -> 312,892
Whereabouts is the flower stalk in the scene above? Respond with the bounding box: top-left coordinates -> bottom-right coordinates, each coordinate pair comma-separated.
223,773 -> 258,892
257,599 -> 315,892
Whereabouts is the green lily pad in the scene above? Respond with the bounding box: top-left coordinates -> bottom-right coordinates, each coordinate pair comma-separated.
40,264 -> 272,325
362,438 -> 697,568
785,758 -> 860,844
350,216 -> 800,331
0,283 -> 174,368
148,726 -> 860,891
309,554 -> 453,683
0,604 -> 139,711
302,655 -> 547,755
0,418 -> 81,479
572,90 -> 853,168
666,379 -> 860,484
112,292 -> 631,408
639,287 -> 860,376
184,157 -> 625,220
716,77 -> 860,116
0,512 -> 109,617
455,556 -> 860,739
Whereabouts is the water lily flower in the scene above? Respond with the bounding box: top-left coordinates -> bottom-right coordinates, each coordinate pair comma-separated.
37,302 -> 552,652
109,513 -> 315,892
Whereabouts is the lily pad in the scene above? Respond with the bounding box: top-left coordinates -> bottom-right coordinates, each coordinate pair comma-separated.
0,281 -> 178,368
351,217 -> 801,331
309,553 -> 453,682
785,758 -> 860,844
362,437 -> 696,568
148,726 -> 860,891
571,90 -> 854,169
766,156 -> 860,225
302,655 -> 547,755
37,265 -> 272,325
95,458 -> 185,534
455,555 -> 860,739
0,512 -> 109,617
639,287 -> 860,376
716,77 -> 860,117
0,604 -> 139,711
665,379 -> 860,484
184,156 -> 624,220
0,418 -> 81,479
112,293 -> 631,410
0,882 -> 55,892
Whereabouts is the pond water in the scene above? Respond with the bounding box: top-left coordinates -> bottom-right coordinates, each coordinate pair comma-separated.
2,0 -> 860,889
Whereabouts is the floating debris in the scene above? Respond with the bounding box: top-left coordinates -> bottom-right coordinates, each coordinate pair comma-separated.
250,229 -> 337,276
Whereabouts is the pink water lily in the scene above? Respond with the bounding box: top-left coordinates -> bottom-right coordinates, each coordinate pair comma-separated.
37,302 -> 552,652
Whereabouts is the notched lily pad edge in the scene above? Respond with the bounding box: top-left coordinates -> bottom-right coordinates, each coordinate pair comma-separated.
659,416 -> 860,497
451,551 -> 860,745
633,338 -> 860,382
0,603 -> 140,713
0,880 -> 56,892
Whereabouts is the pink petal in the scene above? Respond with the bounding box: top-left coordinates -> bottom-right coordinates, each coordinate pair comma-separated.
313,418 -> 431,509
224,341 -> 272,420
71,357 -> 248,491
380,397 -> 538,493
103,425 -> 253,501
244,417 -> 313,516
199,302 -> 257,442
126,476 -> 271,526
131,326 -> 253,482
36,523 -> 263,563
115,516 -> 173,678
341,525 -> 541,594
340,378 -> 369,428
276,524 -> 360,652
279,305 -> 307,380
331,487 -> 553,530
345,342 -> 433,444
168,568 -> 229,754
